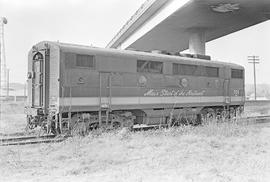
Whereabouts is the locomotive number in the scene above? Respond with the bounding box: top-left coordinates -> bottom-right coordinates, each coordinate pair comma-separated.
233,89 -> 240,96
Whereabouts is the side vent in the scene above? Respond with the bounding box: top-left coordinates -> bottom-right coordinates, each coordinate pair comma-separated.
178,53 -> 211,60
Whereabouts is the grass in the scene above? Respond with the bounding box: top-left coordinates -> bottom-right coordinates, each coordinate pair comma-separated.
0,121 -> 269,182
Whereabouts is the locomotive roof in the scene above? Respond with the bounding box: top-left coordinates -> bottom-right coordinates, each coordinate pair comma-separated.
35,41 -> 244,69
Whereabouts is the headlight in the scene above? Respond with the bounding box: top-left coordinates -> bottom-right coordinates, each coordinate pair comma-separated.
180,78 -> 188,87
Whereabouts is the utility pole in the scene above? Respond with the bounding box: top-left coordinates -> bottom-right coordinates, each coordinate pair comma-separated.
6,68 -> 9,99
0,17 -> 8,124
24,82 -> 27,103
248,56 -> 260,100
0,17 -> 8,99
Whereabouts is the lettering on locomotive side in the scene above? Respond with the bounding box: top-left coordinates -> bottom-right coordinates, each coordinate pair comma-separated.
144,89 -> 206,97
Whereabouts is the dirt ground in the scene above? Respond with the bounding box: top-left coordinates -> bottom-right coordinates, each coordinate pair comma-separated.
0,101 -> 270,182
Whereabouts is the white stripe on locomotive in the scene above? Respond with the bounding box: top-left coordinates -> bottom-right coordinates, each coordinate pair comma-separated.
58,96 -> 243,106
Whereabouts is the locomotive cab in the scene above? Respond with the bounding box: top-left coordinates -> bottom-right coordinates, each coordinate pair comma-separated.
25,43 -> 56,131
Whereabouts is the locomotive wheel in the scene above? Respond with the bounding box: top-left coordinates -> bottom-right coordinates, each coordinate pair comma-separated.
25,116 -> 40,131
188,114 -> 197,125
89,122 -> 99,130
112,121 -> 121,129
208,109 -> 216,119
201,108 -> 216,124
26,116 -> 34,130
170,113 -> 201,126
169,117 -> 178,127
193,114 -> 202,125
111,112 -> 134,129
229,107 -> 236,121
235,107 -> 242,118
220,109 -> 229,122
201,109 -> 208,124
179,116 -> 189,126
69,114 -> 87,136
72,122 -> 87,136
50,122 -> 61,135
216,108 -> 228,122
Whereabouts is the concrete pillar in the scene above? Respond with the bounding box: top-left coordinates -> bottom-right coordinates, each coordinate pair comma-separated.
188,29 -> 206,55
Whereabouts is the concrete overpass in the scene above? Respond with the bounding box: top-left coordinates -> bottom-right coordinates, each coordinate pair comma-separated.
106,0 -> 270,55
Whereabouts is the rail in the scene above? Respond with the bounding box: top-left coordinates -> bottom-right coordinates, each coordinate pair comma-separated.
244,115 -> 270,124
0,134 -> 68,146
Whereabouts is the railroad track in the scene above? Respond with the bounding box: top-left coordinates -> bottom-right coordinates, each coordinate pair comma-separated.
0,134 -> 68,146
1,115 -> 269,146
243,115 -> 270,124
246,115 -> 270,120
132,115 -> 270,130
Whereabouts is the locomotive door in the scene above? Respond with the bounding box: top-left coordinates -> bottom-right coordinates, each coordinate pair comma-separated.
32,49 -> 49,113
224,79 -> 231,104
99,72 -> 112,109
32,52 -> 44,107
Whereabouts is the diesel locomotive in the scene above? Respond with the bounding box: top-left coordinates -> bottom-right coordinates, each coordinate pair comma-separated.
25,41 -> 245,134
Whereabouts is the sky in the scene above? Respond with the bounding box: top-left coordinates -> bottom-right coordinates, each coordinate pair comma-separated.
0,0 -> 270,85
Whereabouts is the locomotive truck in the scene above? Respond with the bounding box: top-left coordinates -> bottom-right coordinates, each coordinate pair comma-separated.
25,41 -> 245,134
